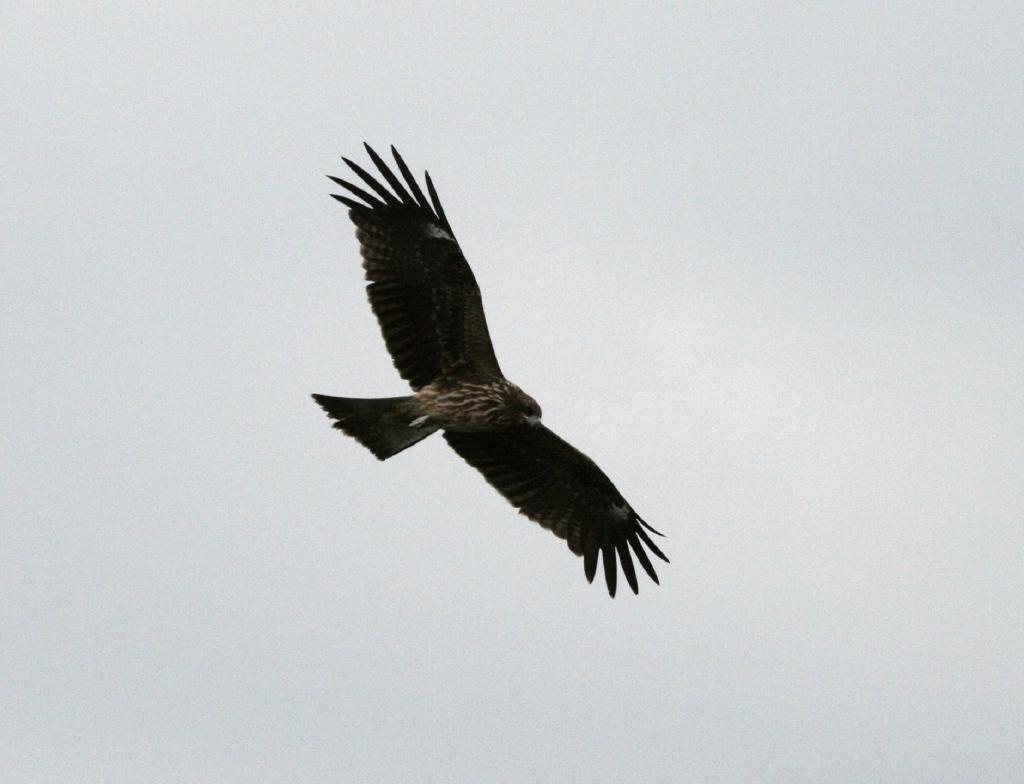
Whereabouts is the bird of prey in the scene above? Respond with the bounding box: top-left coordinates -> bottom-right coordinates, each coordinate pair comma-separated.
312,145 -> 668,596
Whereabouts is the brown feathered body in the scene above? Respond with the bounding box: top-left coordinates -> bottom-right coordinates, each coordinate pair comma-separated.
312,145 -> 667,596
414,371 -> 542,430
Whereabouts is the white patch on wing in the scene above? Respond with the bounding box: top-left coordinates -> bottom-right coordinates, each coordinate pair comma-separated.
611,502 -> 630,520
409,415 -> 429,428
425,224 -> 453,241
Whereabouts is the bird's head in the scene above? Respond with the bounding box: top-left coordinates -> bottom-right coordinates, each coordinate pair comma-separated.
480,379 -> 543,427
510,388 -> 543,426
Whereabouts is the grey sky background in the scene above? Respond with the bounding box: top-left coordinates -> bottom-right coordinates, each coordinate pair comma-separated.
3,3 -> 1022,782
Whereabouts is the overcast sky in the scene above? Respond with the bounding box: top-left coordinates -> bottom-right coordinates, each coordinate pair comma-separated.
3,3 -> 1022,782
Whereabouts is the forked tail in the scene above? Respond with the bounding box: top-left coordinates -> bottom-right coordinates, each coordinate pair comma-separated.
311,394 -> 437,460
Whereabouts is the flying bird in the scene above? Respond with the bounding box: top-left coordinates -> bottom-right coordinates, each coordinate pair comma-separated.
312,145 -> 667,596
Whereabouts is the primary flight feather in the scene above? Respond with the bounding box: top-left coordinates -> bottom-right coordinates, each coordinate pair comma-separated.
312,144 -> 667,596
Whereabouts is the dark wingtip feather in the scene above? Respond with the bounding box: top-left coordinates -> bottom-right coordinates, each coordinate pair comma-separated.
329,193 -> 367,211
627,532 -> 660,584
424,171 -> 452,234
391,146 -> 432,212
602,545 -> 617,597
584,536 -> 599,583
616,539 -> 639,594
636,526 -> 670,563
326,175 -> 386,209
364,143 -> 414,205
342,156 -> 399,206
637,516 -> 666,537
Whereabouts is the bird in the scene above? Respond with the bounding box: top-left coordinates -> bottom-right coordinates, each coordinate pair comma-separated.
312,144 -> 668,596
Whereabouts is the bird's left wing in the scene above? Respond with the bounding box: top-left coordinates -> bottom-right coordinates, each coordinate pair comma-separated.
444,424 -> 668,596
328,145 -> 503,390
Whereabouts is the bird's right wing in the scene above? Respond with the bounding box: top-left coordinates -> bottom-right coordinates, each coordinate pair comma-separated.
329,145 -> 502,390
444,423 -> 668,596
